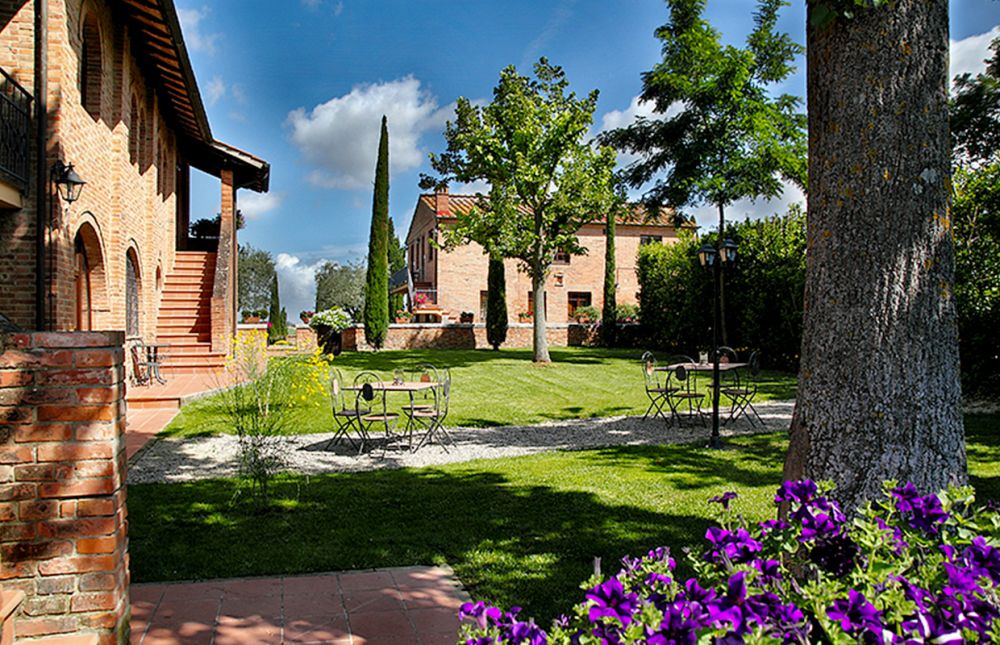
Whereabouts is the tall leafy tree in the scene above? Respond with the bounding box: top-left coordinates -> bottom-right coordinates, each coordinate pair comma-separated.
364,116 -> 390,349
315,260 -> 366,319
486,256 -> 508,350
602,0 -> 806,342
267,273 -> 282,343
237,244 -> 275,313
388,217 -> 406,317
602,212 -> 618,347
426,59 -> 620,363
951,36 -> 999,168
784,0 -> 964,511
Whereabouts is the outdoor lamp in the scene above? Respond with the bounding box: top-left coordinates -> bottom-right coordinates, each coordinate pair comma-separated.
53,161 -> 86,204
721,238 -> 738,264
697,242 -> 717,269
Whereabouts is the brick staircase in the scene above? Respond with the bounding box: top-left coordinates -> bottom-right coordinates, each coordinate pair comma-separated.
2,588 -> 98,645
156,251 -> 226,375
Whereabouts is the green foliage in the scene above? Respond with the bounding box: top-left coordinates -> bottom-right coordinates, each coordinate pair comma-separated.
364,116 -> 391,349
237,244 -> 275,313
267,273 -> 283,344
309,307 -> 352,333
602,214 -> 617,346
637,207 -> 806,369
809,0 -> 892,29
951,37 -> 1000,168
486,256 -> 508,350
426,58 -> 626,361
388,217 -> 406,317
602,0 -> 806,214
572,305 -> 601,323
315,260 -> 365,320
615,303 -> 639,323
954,164 -> 1000,395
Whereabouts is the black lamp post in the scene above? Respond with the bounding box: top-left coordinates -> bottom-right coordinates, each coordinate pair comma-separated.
698,234 -> 737,449
52,161 -> 86,204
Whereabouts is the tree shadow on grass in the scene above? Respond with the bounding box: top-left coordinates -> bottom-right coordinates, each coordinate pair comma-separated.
128,459 -> 750,625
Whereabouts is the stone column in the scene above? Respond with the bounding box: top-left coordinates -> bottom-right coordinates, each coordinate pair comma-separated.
211,170 -> 236,353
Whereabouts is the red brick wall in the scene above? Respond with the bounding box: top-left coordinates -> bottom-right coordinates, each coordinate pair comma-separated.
340,323 -> 603,351
0,0 -> 181,335
0,331 -> 130,644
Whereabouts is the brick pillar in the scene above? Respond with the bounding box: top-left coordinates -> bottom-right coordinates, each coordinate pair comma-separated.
211,170 -> 236,353
0,331 -> 129,644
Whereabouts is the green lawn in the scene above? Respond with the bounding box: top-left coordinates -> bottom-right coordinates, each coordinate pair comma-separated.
129,414 -> 999,625
161,347 -> 798,438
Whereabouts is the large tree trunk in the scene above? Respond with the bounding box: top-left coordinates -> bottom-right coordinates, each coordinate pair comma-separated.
785,0 -> 965,511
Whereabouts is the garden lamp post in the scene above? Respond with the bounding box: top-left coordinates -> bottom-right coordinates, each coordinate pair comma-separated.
698,235 -> 737,449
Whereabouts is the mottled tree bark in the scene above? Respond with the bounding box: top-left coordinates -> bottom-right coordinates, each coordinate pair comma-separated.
785,0 -> 965,511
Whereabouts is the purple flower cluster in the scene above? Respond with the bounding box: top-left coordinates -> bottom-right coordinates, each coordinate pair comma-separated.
458,481 -> 1000,645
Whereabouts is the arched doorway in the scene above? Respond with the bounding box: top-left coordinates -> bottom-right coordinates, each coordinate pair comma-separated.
73,221 -> 107,331
125,249 -> 141,337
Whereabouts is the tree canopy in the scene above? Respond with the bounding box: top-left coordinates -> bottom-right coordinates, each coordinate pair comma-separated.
425,58 -> 623,362
601,0 -> 806,213
237,244 -> 275,313
364,116 -> 391,349
315,260 -> 366,319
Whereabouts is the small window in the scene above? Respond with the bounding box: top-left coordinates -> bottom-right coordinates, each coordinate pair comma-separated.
479,291 -> 489,320
554,250 -> 571,264
567,292 -> 592,318
129,96 -> 140,165
80,13 -> 103,120
640,235 -> 663,246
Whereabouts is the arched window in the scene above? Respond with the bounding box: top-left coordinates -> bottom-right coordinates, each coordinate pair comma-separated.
73,221 -> 107,332
80,12 -> 103,119
129,95 -> 140,165
138,109 -> 148,168
125,250 -> 141,337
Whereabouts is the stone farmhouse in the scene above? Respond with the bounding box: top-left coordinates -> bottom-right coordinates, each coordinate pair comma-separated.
0,0 -> 268,642
401,187 -> 689,324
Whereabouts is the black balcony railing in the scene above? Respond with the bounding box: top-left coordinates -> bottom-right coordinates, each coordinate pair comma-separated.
0,68 -> 32,194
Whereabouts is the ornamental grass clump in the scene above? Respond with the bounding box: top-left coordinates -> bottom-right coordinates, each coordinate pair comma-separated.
458,481 -> 1000,644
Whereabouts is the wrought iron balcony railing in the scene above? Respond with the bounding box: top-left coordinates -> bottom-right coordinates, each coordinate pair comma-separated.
0,68 -> 32,194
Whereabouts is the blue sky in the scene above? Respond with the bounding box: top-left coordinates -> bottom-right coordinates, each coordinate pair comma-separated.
175,0 -> 1000,317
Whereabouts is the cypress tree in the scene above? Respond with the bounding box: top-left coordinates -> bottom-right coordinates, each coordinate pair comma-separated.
267,273 -> 281,344
486,256 -> 508,350
364,116 -> 390,349
602,212 -> 617,346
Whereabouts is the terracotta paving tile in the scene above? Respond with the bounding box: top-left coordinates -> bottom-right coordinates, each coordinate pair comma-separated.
399,586 -> 464,610
407,607 -> 460,635
220,593 -> 282,617
419,631 -> 463,645
283,573 -> 341,597
213,614 -> 282,644
392,567 -> 454,589
158,582 -> 223,602
284,593 -> 344,615
338,570 -> 396,592
131,586 -> 165,604
343,588 -> 404,614
283,613 -> 351,644
348,609 -> 417,640
142,622 -> 214,645
216,576 -> 284,598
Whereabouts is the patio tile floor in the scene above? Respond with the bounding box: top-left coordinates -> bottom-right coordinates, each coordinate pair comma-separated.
130,566 -> 469,645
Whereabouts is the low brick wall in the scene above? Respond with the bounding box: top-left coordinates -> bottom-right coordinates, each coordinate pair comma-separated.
295,326 -> 318,353
0,331 -> 130,644
340,323 -> 603,351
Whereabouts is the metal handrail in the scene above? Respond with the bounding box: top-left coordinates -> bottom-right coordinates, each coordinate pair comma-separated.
0,67 -> 33,193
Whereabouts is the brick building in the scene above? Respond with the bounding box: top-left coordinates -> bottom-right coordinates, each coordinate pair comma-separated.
0,0 -> 270,373
402,188 -> 688,324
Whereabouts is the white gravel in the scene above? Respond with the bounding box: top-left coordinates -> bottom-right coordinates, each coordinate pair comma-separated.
127,401 -> 795,484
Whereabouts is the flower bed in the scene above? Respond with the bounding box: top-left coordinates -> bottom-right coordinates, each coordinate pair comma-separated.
460,480 -> 1000,643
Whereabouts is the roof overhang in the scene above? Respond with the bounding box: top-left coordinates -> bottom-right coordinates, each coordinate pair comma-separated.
186,140 -> 271,193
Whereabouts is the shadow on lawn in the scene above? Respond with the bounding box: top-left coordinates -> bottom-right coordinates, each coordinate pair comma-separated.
129,464 -> 718,624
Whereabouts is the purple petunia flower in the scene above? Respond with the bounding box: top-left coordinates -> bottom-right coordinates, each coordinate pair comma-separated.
775,480 -> 818,505
586,577 -> 639,627
901,610 -> 964,644
644,598 -> 712,645
827,590 -> 884,638
890,483 -> 950,535
710,491 -> 739,510
506,619 -> 547,645
705,527 -> 763,564
809,534 -> 860,577
758,519 -> 789,536
460,601 -> 502,630
752,558 -> 783,583
962,536 -> 1000,585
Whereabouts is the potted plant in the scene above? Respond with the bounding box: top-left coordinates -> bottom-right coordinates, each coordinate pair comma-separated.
241,310 -> 260,324
573,305 -> 601,324
395,310 -> 413,324
413,292 -> 431,309
309,307 -> 351,356
517,311 -> 533,323
299,310 -> 315,325
459,311 -> 475,324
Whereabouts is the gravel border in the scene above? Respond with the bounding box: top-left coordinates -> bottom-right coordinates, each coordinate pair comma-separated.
127,401 -> 795,484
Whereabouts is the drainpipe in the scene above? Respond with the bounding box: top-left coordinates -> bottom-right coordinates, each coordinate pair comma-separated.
33,0 -> 48,330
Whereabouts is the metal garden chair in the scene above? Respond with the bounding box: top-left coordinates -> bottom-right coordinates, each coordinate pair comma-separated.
664,354 -> 706,426
641,351 -> 672,422
355,371 -> 401,456
410,368 -> 455,452
322,368 -> 370,452
722,351 -> 765,427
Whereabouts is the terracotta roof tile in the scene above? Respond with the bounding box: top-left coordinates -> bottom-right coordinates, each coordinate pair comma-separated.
418,193 -> 686,227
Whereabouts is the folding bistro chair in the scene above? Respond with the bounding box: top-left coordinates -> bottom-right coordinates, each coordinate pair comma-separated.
410,368 -> 455,452
128,338 -> 161,387
723,351 -> 765,427
322,368 -> 369,451
664,355 -> 706,426
641,351 -> 672,421
355,371 -> 401,456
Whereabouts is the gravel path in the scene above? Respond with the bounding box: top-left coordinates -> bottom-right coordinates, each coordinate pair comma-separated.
128,400 -> 795,484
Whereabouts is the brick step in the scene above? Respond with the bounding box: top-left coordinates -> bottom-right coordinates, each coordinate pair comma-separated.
2,589 -> 24,645
160,295 -> 211,305
159,344 -> 215,355
155,325 -> 211,335
155,331 -> 211,340
158,351 -> 226,363
157,307 -> 211,317
167,266 -> 215,275
160,363 -> 226,375
162,282 -> 213,292
24,634 -> 101,645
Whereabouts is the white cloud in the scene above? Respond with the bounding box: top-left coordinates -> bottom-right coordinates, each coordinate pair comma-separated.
176,7 -> 221,55
951,26 -> 999,84
454,179 -> 491,195
334,1 -> 344,16
205,76 -> 226,106
275,253 -> 327,322
301,0 -> 322,8
287,76 -> 451,189
239,191 -> 284,221
685,180 -> 806,231
231,84 -> 248,105
597,95 -> 680,169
